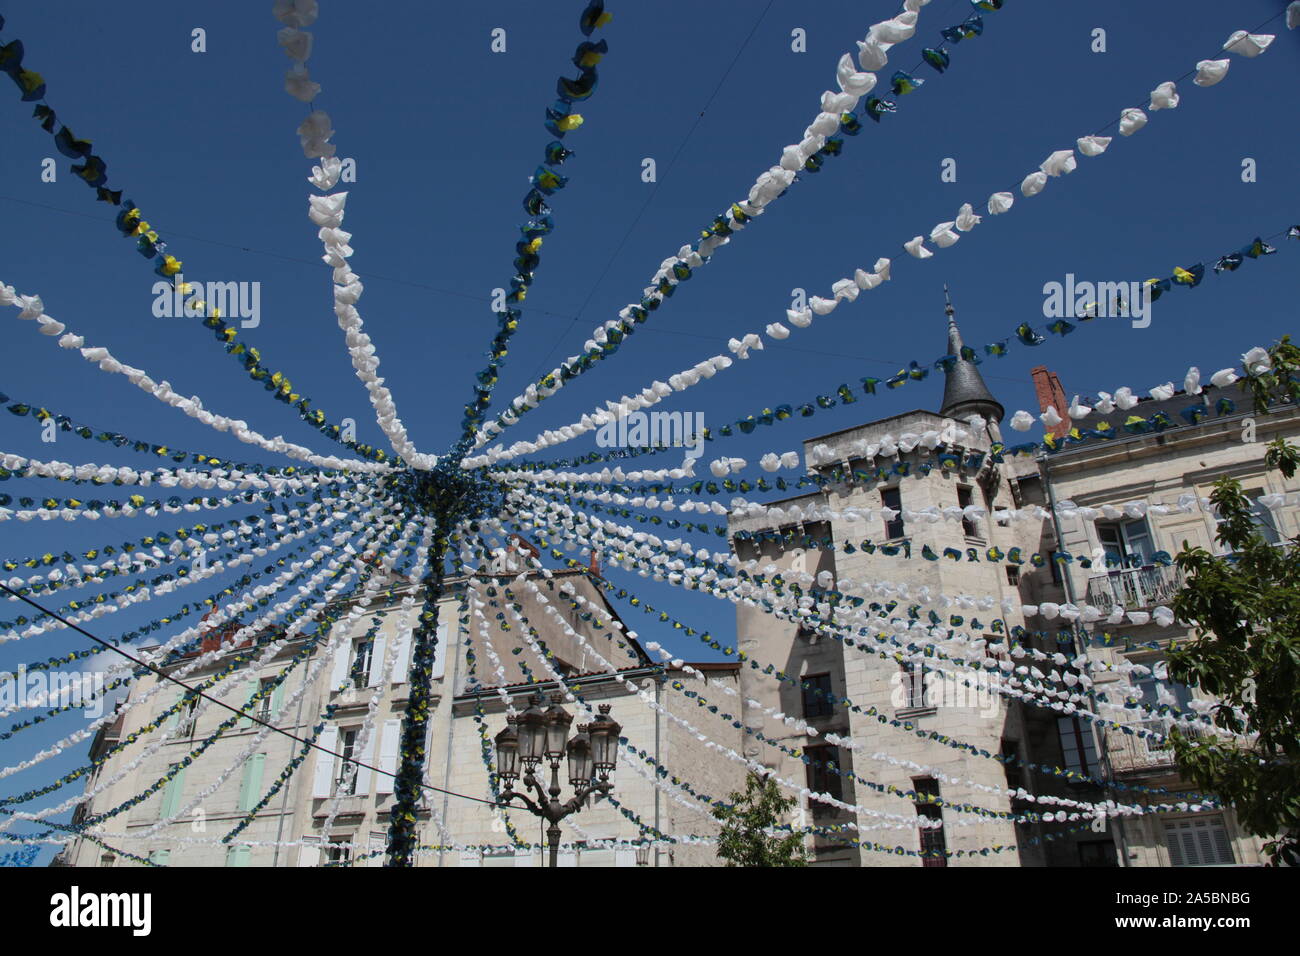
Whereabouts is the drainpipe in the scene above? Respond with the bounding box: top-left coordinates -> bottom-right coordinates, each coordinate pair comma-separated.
654,674 -> 662,867
1038,454 -> 1131,867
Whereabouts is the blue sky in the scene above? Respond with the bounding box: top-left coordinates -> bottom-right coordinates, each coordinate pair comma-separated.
0,0 -> 1296,856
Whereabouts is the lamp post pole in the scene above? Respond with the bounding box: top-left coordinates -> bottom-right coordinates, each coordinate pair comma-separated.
495,692 -> 621,867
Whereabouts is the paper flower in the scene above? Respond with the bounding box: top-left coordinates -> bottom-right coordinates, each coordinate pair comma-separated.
1223,31 -> 1274,57
808,112 -> 840,137
922,47 -> 950,73
1113,387 -> 1138,410
1290,2 -> 1300,30
1092,392 -> 1114,414
1148,81 -> 1179,110
856,39 -> 889,72
1149,382 -> 1175,401
1242,346 -> 1271,375
831,278 -> 859,301
1076,135 -> 1111,157
809,296 -> 838,315
297,110 -> 335,158
1040,150 -> 1077,177
1068,395 -> 1092,419
1020,171 -> 1047,197
1119,108 -> 1147,135
903,236 -> 932,259
1193,59 -> 1230,86
987,191 -> 1014,214
1210,368 -> 1239,388
277,27 -> 313,62
954,203 -> 981,231
872,13 -> 917,45
821,90 -> 858,114
836,54 -> 878,96
1009,410 -> 1034,431
929,222 -> 959,248
273,0 -> 319,28
786,308 -> 813,328
854,268 -> 881,290
308,157 -> 342,190
765,322 -> 790,339
890,71 -> 924,95
873,257 -> 891,281
285,64 -> 320,102
780,451 -> 800,469
760,453 -> 781,472
1040,405 -> 1062,428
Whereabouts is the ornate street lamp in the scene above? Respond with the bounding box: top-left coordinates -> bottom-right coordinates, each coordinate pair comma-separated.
495,691 -> 618,867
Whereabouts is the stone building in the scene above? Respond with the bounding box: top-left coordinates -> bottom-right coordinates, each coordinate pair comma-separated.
727,302 -> 1291,867
55,555 -> 743,868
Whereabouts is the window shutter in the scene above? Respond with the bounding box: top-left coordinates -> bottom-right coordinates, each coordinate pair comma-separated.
376,719 -> 401,794
392,628 -> 413,684
1211,819 -> 1234,864
238,753 -> 266,812
431,622 -> 449,680
150,849 -> 170,867
329,641 -> 350,689
367,635 -> 388,687
367,831 -> 386,868
225,846 -> 251,867
239,676 -> 258,729
354,728 -> 377,795
270,681 -> 286,720
164,690 -> 183,729
160,766 -> 186,819
615,847 -> 636,868
298,836 -> 321,867
312,726 -> 338,798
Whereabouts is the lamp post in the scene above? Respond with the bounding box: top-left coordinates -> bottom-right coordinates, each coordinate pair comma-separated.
494,692 -> 620,867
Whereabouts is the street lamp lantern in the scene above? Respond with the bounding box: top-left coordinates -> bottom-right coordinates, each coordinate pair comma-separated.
566,728 -> 593,787
543,692 -> 573,760
494,715 -> 520,783
635,844 -> 651,867
586,703 -> 621,776
516,693 -> 548,768
497,693 -> 619,867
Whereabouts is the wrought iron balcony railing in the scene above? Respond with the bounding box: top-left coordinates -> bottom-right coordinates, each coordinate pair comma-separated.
1085,564 -> 1184,613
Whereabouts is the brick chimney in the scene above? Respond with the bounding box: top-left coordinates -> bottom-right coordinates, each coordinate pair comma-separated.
587,549 -> 601,579
1030,365 -> 1070,438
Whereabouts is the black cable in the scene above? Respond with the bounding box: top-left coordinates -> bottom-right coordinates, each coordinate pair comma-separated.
0,581 -> 509,812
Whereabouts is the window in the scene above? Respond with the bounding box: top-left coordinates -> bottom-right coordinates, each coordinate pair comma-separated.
881,486 -> 905,540
99,854 -> 116,867
1214,488 -> 1280,551
1164,815 -> 1235,866
1077,840 -> 1118,867
1005,565 -> 1020,586
898,661 -> 930,710
957,486 -> 980,539
349,638 -> 373,689
801,673 -> 834,719
335,728 -> 359,796
1057,716 -> 1098,777
255,678 -> 276,722
1134,669 -> 1195,746
804,745 -> 843,808
324,834 -> 354,867
176,693 -> 199,738
1096,518 -> 1154,568
149,849 -> 170,867
225,846 -> 250,867
913,777 -> 947,867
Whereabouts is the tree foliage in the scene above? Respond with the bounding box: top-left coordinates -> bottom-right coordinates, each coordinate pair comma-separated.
1166,338 -> 1300,866
712,772 -> 808,867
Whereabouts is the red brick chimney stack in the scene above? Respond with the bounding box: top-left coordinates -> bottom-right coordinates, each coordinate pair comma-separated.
1030,365 -> 1070,438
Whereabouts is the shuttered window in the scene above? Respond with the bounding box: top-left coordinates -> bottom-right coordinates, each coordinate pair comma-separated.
1164,815 -> 1235,866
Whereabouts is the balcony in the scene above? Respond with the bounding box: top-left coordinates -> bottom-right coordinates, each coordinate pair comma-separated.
1104,722 -> 1215,775
1085,565 -> 1183,614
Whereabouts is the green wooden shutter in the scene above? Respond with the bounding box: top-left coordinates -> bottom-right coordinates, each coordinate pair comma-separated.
150,849 -> 170,867
237,753 -> 266,811
160,765 -> 185,818
239,677 -> 258,729
270,681 -> 286,720
225,846 -> 251,867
